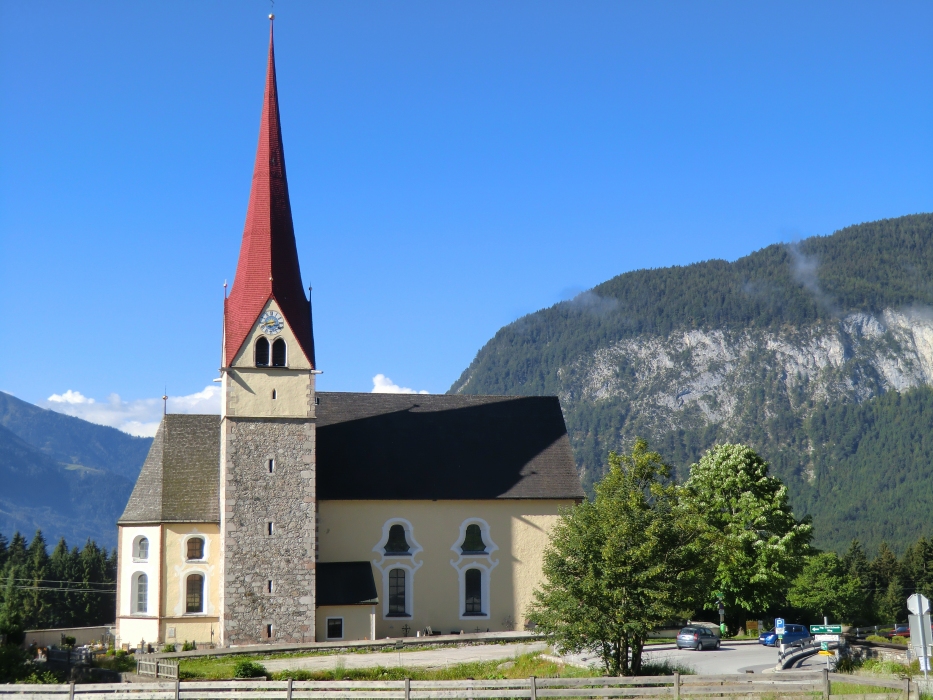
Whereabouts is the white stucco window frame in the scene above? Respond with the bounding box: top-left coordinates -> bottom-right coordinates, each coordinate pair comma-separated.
372,518 -> 423,620
132,535 -> 150,563
325,617 -> 344,640
449,518 -> 498,621
131,571 -> 149,615
181,531 -> 209,563
181,570 -> 208,616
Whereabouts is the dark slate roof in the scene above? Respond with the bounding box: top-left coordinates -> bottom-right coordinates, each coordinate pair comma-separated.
118,414 -> 220,524
316,393 -> 584,501
316,562 -> 378,606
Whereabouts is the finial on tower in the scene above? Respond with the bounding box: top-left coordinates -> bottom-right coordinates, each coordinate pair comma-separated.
269,13 -> 275,20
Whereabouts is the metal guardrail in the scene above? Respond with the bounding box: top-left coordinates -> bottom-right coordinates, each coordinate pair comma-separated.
0,670 -> 915,699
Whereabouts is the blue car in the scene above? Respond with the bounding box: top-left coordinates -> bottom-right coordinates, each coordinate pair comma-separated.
759,624 -> 812,647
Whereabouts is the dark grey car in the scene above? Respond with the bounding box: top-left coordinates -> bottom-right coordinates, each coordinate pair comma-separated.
676,626 -> 721,650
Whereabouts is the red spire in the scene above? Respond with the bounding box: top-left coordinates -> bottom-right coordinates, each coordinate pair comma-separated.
225,20 -> 315,367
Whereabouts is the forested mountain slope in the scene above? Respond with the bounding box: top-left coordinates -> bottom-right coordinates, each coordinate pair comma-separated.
451,214 -> 933,553
0,392 -> 150,548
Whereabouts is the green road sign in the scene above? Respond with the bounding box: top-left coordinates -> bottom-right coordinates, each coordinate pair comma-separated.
811,625 -> 843,634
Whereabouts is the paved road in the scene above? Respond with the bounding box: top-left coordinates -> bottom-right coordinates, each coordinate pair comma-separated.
263,642 -> 548,673
563,642 -> 782,675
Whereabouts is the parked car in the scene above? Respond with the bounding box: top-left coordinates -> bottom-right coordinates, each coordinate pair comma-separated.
758,624 -> 812,647
884,625 -> 910,639
677,626 -> 721,650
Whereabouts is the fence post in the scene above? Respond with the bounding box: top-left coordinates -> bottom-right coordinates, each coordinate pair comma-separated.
904,678 -> 909,700
822,668 -> 829,700
530,676 -> 537,700
174,679 -> 180,700
405,677 -> 411,700
287,678 -> 294,700
674,672 -> 680,700
68,682 -> 75,700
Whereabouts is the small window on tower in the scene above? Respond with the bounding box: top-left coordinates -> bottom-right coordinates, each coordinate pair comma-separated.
255,338 -> 270,367
272,338 -> 287,367
267,458 -> 275,473
272,389 -> 277,400
186,537 -> 204,560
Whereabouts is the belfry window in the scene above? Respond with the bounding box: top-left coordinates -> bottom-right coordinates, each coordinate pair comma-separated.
255,338 -> 270,367
464,568 -> 483,615
388,568 -> 407,616
384,524 -> 411,555
134,536 -> 149,561
186,574 -> 204,614
186,537 -> 204,561
460,524 -> 487,554
272,338 -> 287,367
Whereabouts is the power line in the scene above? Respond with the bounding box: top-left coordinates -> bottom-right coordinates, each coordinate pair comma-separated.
15,586 -> 115,594
11,578 -> 115,588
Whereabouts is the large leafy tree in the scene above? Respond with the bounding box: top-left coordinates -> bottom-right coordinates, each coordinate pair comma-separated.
528,439 -> 712,676
788,552 -> 865,623
683,444 -> 812,616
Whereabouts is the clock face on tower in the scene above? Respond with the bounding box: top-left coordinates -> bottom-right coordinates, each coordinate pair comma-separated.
258,310 -> 284,336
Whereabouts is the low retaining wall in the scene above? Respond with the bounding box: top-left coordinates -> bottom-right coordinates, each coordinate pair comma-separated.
22,626 -> 114,649
845,640 -> 910,665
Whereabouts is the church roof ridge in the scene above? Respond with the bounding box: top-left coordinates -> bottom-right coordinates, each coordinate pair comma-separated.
224,20 -> 316,367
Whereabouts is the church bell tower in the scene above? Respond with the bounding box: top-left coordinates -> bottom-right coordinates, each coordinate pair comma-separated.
219,17 -> 317,645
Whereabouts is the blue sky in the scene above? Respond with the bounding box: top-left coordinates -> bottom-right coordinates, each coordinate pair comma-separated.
1,1 -> 931,435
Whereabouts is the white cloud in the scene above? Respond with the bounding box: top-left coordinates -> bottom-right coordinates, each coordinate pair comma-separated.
42,385 -> 221,438
371,374 -> 429,395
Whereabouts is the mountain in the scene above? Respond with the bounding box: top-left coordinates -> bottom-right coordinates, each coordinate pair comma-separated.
0,392 -> 152,549
451,213 -> 933,554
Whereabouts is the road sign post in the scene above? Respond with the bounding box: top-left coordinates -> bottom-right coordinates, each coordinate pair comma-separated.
907,593 -> 931,681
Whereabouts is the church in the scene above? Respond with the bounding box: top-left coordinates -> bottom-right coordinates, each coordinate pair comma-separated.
114,21 -> 583,649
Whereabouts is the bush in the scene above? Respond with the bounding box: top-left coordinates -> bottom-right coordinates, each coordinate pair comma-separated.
115,649 -> 127,658
161,644 -> 176,653
61,636 -> 76,649
890,636 -> 908,645
181,640 -> 196,652
865,635 -> 888,643
233,659 -> 267,679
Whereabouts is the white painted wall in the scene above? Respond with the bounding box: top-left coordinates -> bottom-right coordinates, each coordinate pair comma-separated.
116,524 -> 161,648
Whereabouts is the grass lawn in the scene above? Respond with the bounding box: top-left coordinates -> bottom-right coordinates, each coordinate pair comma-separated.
179,651 -> 695,681
180,652 -> 589,681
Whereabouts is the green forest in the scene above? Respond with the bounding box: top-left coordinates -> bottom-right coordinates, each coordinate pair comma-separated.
451,214 -> 933,553
0,531 -> 116,639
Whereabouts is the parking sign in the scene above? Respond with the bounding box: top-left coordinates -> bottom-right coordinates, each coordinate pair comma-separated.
775,618 -> 786,635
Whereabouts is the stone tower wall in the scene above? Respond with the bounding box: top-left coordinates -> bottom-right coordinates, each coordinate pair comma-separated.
220,417 -> 316,645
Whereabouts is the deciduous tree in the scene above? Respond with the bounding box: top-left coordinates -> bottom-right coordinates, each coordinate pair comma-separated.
683,444 -> 812,616
528,439 -> 712,675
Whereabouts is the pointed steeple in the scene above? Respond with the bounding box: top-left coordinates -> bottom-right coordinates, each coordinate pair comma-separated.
225,19 -> 315,367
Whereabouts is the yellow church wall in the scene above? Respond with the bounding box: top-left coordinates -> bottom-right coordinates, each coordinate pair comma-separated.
317,500 -> 573,640
159,523 -> 221,646
225,299 -> 316,419
315,605 -> 376,642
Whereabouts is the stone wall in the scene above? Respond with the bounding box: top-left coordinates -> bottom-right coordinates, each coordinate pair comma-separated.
220,417 -> 316,645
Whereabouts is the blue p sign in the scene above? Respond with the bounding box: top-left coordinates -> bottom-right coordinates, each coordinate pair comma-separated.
775,618 -> 785,635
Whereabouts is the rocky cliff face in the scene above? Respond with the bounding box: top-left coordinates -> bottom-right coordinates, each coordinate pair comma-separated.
566,307 -> 933,432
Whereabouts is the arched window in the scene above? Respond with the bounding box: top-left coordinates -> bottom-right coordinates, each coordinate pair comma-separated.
460,524 -> 487,554
134,573 -> 148,614
186,537 -> 204,561
464,568 -> 482,615
388,568 -> 407,616
255,337 -> 270,367
272,338 -> 287,367
134,536 -> 149,561
186,574 -> 204,613
384,524 -> 411,555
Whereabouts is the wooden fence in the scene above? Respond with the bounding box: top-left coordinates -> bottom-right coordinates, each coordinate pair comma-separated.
136,657 -> 179,680
0,671 -> 916,700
